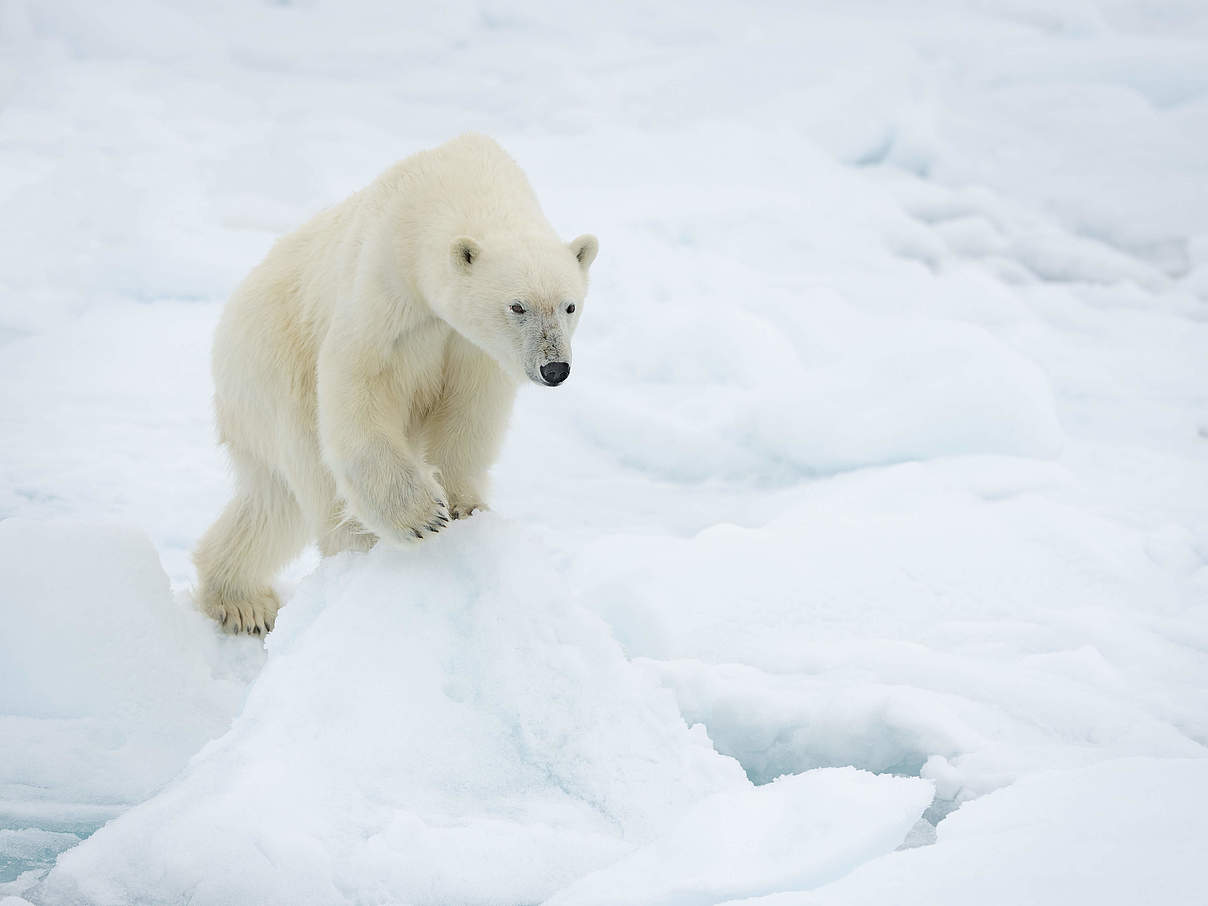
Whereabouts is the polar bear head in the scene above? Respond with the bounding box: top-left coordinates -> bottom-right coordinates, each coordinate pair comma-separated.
432,232 -> 598,386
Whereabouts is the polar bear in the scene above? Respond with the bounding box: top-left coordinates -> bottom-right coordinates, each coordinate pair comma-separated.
194,133 -> 598,634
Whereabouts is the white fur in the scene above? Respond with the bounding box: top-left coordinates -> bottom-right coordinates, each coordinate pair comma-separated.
194,133 -> 597,634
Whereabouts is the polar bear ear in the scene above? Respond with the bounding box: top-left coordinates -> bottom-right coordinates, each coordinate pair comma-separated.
569,234 -> 598,273
451,237 -> 481,273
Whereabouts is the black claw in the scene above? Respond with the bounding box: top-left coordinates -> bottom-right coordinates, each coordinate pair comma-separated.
413,528 -> 423,539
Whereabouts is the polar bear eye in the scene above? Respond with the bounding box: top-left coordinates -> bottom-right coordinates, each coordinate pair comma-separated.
510,302 -> 526,314
566,303 -> 576,314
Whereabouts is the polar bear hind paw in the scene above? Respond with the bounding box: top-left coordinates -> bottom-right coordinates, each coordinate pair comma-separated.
201,586 -> 280,636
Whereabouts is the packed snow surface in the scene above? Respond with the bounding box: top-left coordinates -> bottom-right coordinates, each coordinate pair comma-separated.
2,0 -> 1207,903
721,758 -> 1208,906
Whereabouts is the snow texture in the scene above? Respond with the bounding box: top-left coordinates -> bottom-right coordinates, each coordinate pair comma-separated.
2,0 -> 1207,903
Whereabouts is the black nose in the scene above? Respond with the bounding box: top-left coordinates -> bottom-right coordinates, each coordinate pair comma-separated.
540,361 -> 570,385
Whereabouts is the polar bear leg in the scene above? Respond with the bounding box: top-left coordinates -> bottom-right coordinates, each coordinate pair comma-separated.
421,336 -> 516,520
271,435 -> 379,558
318,333 -> 452,547
317,507 -> 378,557
194,449 -> 307,635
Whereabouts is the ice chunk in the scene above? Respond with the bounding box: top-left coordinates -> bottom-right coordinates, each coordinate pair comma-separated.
0,520 -> 253,880
547,768 -> 933,906
721,758 -> 1208,906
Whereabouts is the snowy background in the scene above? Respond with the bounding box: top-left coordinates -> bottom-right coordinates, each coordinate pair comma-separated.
2,0 -> 1207,903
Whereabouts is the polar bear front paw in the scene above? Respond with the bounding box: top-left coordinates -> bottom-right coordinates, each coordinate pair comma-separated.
346,462 -> 451,546
399,491 -> 452,542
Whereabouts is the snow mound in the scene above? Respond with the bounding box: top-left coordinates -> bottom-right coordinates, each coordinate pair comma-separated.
724,758 -> 1208,906
33,516 -> 927,906
0,520 -> 252,880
